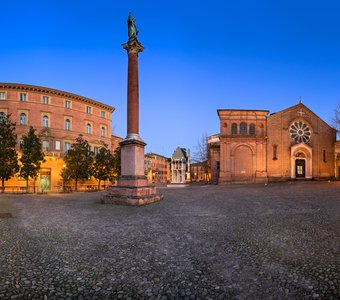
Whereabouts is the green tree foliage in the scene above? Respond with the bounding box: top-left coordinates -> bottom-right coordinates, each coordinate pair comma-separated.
0,114 -> 19,193
63,135 -> 94,191
112,147 -> 121,180
19,126 -> 45,192
92,143 -> 120,190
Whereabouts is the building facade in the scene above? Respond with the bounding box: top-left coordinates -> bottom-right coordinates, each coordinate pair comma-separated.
171,146 -> 190,183
209,103 -> 338,183
190,162 -> 207,182
0,83 -> 116,192
144,153 -> 170,183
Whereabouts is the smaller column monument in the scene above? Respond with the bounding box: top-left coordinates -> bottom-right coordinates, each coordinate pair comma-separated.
102,13 -> 163,205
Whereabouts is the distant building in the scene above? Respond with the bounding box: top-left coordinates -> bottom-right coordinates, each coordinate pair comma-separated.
208,134 -> 220,184
144,153 -> 170,183
171,146 -> 190,183
111,135 -> 123,153
336,141 -> 340,179
209,103 -> 338,183
190,162 -> 207,182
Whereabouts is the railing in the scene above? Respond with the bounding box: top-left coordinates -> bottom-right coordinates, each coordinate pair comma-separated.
1,184 -> 110,194
1,186 -> 38,193
44,151 -> 61,157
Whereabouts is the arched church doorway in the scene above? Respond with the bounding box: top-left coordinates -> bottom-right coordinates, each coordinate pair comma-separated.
290,144 -> 312,179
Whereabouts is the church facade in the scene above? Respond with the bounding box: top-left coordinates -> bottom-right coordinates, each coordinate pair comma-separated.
209,103 -> 338,183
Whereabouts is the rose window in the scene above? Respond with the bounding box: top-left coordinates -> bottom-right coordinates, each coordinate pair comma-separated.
290,122 -> 311,143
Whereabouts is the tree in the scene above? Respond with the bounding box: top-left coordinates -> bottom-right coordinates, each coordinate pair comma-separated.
0,114 -> 19,193
63,135 -> 94,191
92,143 -> 120,190
19,126 -> 45,192
192,133 -> 210,183
333,102 -> 340,138
60,166 -> 72,192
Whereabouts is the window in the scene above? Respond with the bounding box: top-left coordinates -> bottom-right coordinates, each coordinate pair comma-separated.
290,121 -> 311,144
86,123 -> 91,134
42,116 -> 49,127
323,150 -> 327,163
94,147 -> 99,156
240,122 -> 247,135
42,96 -> 49,104
249,123 -> 256,135
101,111 -> 105,118
55,140 -> 61,151
19,139 -> 24,150
0,112 -> 5,122
65,142 -> 71,153
101,127 -> 105,137
0,92 -> 6,100
20,113 -> 27,125
20,93 -> 27,102
273,145 -> 278,160
42,140 -> 50,151
231,123 -> 237,135
65,119 -> 71,131
86,106 -> 92,114
65,100 -> 71,108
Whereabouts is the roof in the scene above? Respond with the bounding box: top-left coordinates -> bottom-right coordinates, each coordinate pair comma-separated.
145,152 -> 170,160
0,82 -> 115,112
268,102 -> 336,132
172,146 -> 188,160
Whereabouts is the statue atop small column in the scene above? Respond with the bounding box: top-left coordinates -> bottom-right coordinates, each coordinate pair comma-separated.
128,12 -> 139,41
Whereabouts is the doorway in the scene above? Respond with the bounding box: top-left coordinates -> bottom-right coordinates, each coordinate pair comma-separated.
295,159 -> 305,178
40,169 -> 51,192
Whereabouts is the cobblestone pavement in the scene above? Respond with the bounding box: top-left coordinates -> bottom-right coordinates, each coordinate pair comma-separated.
0,181 -> 339,299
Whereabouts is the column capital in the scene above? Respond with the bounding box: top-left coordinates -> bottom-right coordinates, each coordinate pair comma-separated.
122,39 -> 144,54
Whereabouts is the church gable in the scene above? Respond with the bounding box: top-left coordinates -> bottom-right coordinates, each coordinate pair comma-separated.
267,103 -> 336,180
268,103 -> 335,133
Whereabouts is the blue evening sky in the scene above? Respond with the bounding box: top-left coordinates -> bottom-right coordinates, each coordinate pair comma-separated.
1,0 -> 340,157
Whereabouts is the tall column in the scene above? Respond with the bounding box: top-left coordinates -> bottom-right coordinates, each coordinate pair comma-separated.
102,13 -> 163,205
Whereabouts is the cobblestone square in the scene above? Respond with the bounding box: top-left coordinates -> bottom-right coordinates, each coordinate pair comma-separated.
0,181 -> 339,299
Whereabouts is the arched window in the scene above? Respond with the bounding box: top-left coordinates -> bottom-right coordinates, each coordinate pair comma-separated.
86,123 -> 91,134
101,127 -> 105,137
240,122 -> 247,135
249,123 -> 256,135
65,119 -> 71,131
43,115 -> 49,127
231,123 -> 237,135
20,113 -> 27,125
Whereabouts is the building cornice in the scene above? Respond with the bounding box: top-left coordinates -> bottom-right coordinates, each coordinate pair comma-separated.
0,82 -> 115,112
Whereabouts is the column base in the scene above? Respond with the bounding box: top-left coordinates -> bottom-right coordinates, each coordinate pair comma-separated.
102,184 -> 164,206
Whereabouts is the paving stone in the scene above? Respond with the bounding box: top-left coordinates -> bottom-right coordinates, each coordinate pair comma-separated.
0,182 -> 339,298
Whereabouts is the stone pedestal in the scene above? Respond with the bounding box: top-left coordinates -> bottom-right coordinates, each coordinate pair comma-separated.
102,139 -> 164,206
102,27 -> 163,206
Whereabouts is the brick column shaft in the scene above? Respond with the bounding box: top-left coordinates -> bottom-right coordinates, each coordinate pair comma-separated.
122,39 -> 144,139
127,51 -> 139,135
